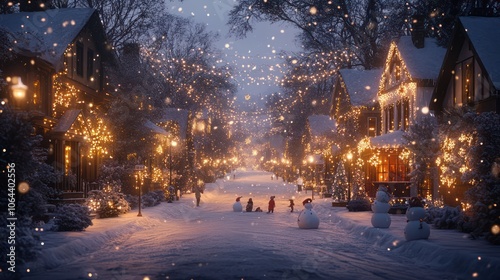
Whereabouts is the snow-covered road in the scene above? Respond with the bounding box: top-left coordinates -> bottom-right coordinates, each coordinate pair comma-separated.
21,170 -> 493,279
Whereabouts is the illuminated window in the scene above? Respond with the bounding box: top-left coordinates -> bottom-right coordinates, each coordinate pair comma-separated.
367,117 -> 377,137
396,101 -> 402,130
462,58 -> 474,104
388,104 -> 395,131
65,145 -> 71,175
403,99 -> 410,130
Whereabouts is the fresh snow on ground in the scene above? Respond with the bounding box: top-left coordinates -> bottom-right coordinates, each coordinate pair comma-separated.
18,170 -> 500,280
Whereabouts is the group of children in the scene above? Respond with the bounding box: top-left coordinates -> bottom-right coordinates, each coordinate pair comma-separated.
243,196 -> 296,213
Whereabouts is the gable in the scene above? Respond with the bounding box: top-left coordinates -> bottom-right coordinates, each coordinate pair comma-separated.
430,16 -> 500,113
379,37 -> 445,96
339,68 -> 381,107
51,109 -> 86,138
460,17 -> 500,89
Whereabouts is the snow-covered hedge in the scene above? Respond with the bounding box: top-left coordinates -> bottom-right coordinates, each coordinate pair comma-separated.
52,204 -> 93,231
346,197 -> 371,212
426,206 -> 462,229
86,189 -> 130,218
126,190 -> 166,209
141,190 -> 165,207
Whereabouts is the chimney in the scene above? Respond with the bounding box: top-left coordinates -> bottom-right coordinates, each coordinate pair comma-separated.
20,0 -> 52,12
120,43 -> 143,82
411,15 -> 425,49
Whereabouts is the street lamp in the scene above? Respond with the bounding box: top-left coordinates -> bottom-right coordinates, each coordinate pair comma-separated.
346,152 -> 353,202
308,155 -> 315,200
8,77 -> 27,110
168,139 -> 178,198
134,164 -> 146,217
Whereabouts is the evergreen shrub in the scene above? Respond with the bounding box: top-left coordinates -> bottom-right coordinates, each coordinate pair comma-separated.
346,197 -> 372,212
52,204 -> 93,231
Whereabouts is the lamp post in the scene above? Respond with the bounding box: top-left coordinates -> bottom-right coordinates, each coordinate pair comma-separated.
168,139 -> 177,198
346,152 -> 353,202
134,165 -> 145,217
308,155 -> 315,200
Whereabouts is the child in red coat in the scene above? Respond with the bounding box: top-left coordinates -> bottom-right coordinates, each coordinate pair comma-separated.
268,196 -> 276,213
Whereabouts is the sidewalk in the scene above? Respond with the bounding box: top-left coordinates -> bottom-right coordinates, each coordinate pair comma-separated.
328,206 -> 500,279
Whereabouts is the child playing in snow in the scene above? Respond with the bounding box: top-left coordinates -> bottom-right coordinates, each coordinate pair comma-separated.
268,196 -> 276,213
246,198 -> 253,212
288,199 -> 295,212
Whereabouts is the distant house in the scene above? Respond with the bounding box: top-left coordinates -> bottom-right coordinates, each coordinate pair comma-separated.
302,114 -> 336,189
362,31 -> 446,197
0,8 -> 115,196
330,68 -> 381,197
430,16 -> 500,114
331,68 -> 382,139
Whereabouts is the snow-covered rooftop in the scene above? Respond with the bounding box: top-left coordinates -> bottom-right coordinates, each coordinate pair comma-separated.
307,114 -> 336,136
459,16 -> 500,89
370,130 -> 405,148
0,8 -> 96,71
339,68 -> 382,107
52,109 -> 81,133
397,36 -> 446,80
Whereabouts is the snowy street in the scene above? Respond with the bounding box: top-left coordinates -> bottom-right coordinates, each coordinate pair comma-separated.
21,170 -> 499,280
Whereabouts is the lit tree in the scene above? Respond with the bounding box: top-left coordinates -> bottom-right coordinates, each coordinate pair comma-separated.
459,111 -> 500,244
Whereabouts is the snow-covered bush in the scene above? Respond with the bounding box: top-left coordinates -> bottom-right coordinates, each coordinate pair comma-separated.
427,206 -> 462,229
52,204 -> 93,231
86,185 -> 130,218
142,190 -> 165,207
141,193 -> 157,207
125,194 -> 139,209
346,197 -> 371,212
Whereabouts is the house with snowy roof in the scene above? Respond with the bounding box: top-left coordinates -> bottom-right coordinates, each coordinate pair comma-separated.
331,68 -> 382,139
0,6 -> 115,196
427,16 -> 500,205
330,68 -> 382,197
430,16 -> 500,114
360,24 -> 446,197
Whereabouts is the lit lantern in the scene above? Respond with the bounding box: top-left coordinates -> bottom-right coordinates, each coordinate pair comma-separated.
11,77 -> 27,100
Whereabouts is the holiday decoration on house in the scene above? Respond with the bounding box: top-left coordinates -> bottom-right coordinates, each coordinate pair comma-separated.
371,185 -> 392,228
233,196 -> 243,212
298,198 -> 320,229
404,197 -> 430,241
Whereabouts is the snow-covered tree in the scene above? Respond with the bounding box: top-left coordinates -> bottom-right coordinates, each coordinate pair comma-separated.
0,108 -> 58,265
403,114 -> 439,199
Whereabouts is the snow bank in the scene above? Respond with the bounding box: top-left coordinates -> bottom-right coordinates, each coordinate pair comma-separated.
325,205 -> 500,279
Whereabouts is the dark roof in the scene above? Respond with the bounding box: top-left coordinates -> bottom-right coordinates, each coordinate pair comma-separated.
0,8 -> 112,71
430,16 -> 500,112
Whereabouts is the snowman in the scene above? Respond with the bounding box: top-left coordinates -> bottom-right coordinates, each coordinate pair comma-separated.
371,185 -> 391,228
404,197 -> 430,241
297,198 -> 320,229
233,196 -> 243,212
